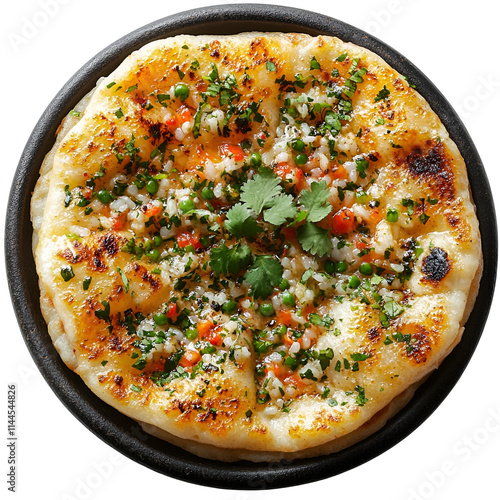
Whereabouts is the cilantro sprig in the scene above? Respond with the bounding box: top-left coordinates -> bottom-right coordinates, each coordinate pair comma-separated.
244,255 -> 283,299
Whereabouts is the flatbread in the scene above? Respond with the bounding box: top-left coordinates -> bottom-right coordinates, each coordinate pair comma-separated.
31,33 -> 482,461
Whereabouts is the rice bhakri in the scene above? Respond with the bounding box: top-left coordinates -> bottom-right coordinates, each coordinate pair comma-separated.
31,33 -> 482,461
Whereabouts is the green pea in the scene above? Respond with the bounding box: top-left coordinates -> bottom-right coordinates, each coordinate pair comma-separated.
287,107 -> 299,118
179,199 -> 195,212
201,187 -> 214,200
154,313 -> 167,325
259,303 -> 275,317
146,249 -> 160,262
174,83 -> 189,101
348,276 -> 361,289
359,262 -> 373,276
292,139 -> 305,152
97,189 -> 111,204
199,236 -> 210,248
282,292 -> 295,307
144,240 -> 153,252
386,208 -> 399,223
250,152 -> 262,168
336,261 -> 347,273
185,327 -> 198,340
279,278 -> 290,290
324,260 -> 336,274
294,153 -> 308,165
146,179 -> 159,195
222,300 -> 237,314
154,235 -> 162,247
275,324 -> 287,336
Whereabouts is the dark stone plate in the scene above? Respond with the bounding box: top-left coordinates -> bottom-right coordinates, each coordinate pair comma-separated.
5,3 -> 497,490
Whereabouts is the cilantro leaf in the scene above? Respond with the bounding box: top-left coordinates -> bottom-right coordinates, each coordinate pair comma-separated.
297,222 -> 332,257
209,244 -> 252,276
300,181 -> 332,222
227,244 -> 252,275
208,244 -> 229,275
224,204 -> 260,238
117,267 -> 129,293
244,255 -> 283,299
240,168 -> 281,213
263,193 -> 297,225
382,300 -> 404,319
374,85 -> 390,102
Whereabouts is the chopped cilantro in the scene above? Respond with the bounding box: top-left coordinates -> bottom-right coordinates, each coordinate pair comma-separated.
266,61 -> 277,72
310,56 -> 321,70
374,85 -> 390,102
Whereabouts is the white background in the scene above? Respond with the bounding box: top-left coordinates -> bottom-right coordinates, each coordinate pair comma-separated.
2,1 -> 499,498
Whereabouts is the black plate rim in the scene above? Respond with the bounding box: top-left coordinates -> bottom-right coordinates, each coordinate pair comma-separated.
6,3 -> 497,490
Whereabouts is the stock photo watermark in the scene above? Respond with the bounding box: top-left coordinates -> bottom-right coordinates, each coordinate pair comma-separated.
60,450 -> 125,500
6,385 -> 17,493
407,405 -> 500,499
454,74 -> 500,120
7,0 -> 72,53
364,0 -> 416,37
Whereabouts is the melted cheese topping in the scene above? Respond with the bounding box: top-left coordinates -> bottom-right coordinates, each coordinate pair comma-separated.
32,33 -> 481,458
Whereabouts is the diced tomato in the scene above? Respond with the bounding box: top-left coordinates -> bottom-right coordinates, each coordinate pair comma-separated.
331,164 -> 347,180
264,362 -> 289,378
176,106 -> 192,124
369,208 -> 383,224
354,234 -> 375,262
167,105 -> 192,128
179,349 -> 202,368
282,373 -> 306,389
144,203 -> 162,218
176,232 -> 202,251
330,208 -> 356,234
276,309 -> 293,327
166,302 -> 178,319
274,162 -> 292,179
112,212 -> 127,231
197,320 -> 214,337
203,325 -> 223,346
197,320 -> 223,347
274,162 -> 305,191
219,144 -> 245,162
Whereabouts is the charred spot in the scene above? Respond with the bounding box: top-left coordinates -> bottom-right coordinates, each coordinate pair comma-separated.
421,247 -> 450,284
211,301 -> 222,312
209,40 -> 221,59
108,335 -> 126,352
114,375 -> 123,386
405,142 -> 455,200
99,233 -> 119,257
141,270 -> 160,291
59,247 -> 84,264
131,263 -> 161,291
89,253 -> 107,272
406,331 -> 431,364
235,116 -> 252,134
367,327 -> 381,342
407,146 -> 444,175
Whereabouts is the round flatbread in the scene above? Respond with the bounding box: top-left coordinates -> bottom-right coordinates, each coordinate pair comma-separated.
31,33 -> 481,461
